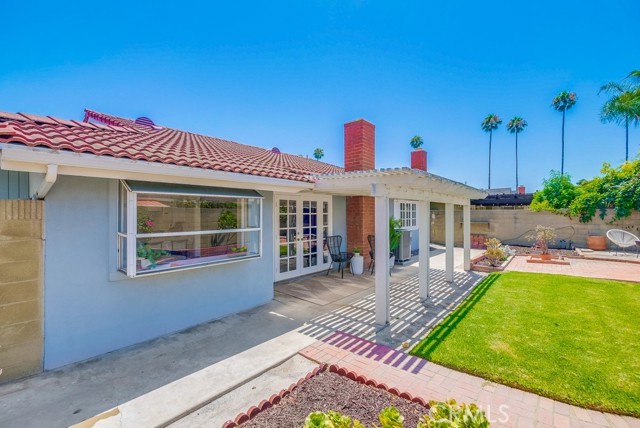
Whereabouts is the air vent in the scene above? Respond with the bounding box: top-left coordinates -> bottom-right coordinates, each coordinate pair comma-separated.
135,117 -> 156,127
271,147 -> 281,154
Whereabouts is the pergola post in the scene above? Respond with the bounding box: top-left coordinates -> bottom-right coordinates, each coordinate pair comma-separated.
374,194 -> 390,327
445,202 -> 454,283
463,204 -> 471,271
418,199 -> 430,300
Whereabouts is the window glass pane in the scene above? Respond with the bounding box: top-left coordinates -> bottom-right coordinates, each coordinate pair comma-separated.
118,235 -> 127,271
135,230 -> 260,274
118,184 -> 127,233
136,194 -> 260,234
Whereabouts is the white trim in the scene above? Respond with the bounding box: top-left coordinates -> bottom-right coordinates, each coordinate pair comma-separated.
0,145 -> 312,194
35,164 -> 58,199
126,191 -> 137,277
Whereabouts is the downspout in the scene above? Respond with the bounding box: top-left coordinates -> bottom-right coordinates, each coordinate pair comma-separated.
35,164 -> 58,199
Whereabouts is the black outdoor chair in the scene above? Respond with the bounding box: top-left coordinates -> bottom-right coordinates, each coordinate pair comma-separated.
326,235 -> 353,279
367,234 -> 375,274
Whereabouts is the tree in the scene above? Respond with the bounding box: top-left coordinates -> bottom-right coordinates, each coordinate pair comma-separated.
599,81 -> 640,162
481,114 -> 502,189
313,148 -> 324,160
506,116 -> 528,189
409,135 -> 424,149
551,91 -> 577,176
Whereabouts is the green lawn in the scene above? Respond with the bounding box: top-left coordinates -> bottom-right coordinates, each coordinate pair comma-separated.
410,271 -> 640,416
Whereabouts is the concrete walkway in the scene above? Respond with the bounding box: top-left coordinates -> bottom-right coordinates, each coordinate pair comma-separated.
0,247 -> 479,428
506,255 -> 640,282
300,333 -> 640,428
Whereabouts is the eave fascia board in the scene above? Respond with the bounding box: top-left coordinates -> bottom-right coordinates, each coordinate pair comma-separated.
0,145 -> 313,193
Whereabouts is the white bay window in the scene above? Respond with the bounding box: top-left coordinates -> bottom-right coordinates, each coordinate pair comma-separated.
118,180 -> 262,277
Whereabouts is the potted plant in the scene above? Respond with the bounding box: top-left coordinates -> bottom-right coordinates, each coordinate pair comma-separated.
136,242 -> 169,269
586,234 -> 607,251
526,225 -> 557,260
389,217 -> 402,270
350,247 -> 364,275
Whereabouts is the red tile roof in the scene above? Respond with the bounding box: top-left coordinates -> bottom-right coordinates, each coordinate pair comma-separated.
0,109 -> 343,182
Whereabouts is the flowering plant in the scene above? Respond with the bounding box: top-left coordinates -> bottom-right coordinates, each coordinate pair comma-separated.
137,214 -> 155,233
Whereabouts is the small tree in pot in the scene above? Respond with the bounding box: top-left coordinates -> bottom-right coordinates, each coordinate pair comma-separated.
389,217 -> 402,269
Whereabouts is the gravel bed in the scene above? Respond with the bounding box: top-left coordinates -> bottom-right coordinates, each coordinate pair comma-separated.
240,372 -> 429,428
509,245 -> 579,257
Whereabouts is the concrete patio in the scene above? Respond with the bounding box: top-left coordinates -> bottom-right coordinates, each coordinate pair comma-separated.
0,247 -> 482,428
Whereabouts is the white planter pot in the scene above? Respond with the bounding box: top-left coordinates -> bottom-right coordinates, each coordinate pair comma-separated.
389,255 -> 395,271
350,254 -> 364,275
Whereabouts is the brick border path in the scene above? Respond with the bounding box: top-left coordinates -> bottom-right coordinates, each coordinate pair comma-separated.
299,331 -> 640,428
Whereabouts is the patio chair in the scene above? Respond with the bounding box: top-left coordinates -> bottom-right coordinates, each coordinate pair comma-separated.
367,234 -> 375,274
326,235 -> 353,279
606,229 -> 640,256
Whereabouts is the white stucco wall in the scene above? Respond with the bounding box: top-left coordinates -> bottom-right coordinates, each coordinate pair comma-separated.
43,176 -> 275,369
332,195 -> 347,249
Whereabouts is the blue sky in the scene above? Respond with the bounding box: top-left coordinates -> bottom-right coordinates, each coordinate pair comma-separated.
1,0 -> 638,191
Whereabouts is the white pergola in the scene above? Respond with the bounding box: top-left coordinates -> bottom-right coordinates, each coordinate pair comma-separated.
314,168 -> 487,327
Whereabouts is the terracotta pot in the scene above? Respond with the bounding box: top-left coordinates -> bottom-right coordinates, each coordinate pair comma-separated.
586,235 -> 607,251
540,254 -> 553,261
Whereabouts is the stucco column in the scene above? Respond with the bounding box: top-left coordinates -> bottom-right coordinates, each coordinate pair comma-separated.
445,202 -> 454,283
418,199 -> 430,300
463,204 -> 471,271
374,195 -> 390,327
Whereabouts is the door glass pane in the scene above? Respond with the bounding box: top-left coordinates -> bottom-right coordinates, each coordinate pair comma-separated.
323,201 -> 328,214
303,255 -> 310,268
289,243 -> 297,256
289,215 -> 296,227
279,214 -> 287,228
279,199 -> 287,212
289,200 -> 296,213
289,258 -> 296,271
280,258 -> 288,273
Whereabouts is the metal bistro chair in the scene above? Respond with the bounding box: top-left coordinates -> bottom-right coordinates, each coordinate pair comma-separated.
326,235 -> 353,279
367,234 -> 375,274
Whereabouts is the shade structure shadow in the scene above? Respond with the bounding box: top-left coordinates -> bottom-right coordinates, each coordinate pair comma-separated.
297,268 -> 486,351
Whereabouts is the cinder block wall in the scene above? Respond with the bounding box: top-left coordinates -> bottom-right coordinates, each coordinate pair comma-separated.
0,200 -> 44,383
469,208 -> 640,248
428,206 -> 640,248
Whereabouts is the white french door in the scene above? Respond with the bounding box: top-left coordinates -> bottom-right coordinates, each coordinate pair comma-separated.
275,195 -> 332,281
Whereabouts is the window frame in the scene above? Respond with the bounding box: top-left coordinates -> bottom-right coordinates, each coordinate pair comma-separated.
394,200 -> 418,230
118,180 -> 263,277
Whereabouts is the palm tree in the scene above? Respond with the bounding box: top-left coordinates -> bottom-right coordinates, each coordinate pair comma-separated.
551,91 -> 577,175
409,135 -> 424,149
481,114 -> 502,189
599,81 -> 640,161
506,116 -> 528,189
313,148 -> 324,160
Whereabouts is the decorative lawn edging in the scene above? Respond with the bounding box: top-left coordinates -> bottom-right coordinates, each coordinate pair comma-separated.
470,254 -> 514,273
222,363 -> 429,427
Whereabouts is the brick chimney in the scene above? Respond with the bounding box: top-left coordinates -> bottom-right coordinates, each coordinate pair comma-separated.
517,185 -> 525,195
344,119 -> 375,265
411,149 -> 427,171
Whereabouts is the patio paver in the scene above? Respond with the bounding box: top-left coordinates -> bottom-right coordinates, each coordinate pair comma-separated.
300,332 -> 640,428
506,256 -> 640,283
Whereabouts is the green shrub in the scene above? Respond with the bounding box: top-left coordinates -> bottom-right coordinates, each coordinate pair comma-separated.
484,238 -> 507,266
304,402 -> 490,428
417,399 -> 490,428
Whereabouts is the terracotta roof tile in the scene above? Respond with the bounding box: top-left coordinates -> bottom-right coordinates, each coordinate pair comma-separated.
0,109 -> 343,182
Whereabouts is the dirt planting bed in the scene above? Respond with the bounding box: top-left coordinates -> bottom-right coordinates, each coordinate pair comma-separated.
509,245 -> 580,257
239,371 -> 428,427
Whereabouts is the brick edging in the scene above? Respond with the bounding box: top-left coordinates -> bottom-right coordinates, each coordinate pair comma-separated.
222,364 -> 328,428
221,362 -> 429,427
